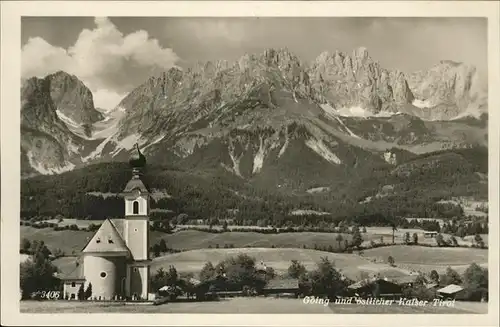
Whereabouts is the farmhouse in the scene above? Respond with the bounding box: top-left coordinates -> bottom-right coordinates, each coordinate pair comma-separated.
60,145 -> 152,301
436,284 -> 465,300
262,278 -> 300,297
347,277 -> 402,299
60,264 -> 85,300
391,275 -> 418,288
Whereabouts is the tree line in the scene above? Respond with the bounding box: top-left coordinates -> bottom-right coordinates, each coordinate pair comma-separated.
20,146 -> 488,230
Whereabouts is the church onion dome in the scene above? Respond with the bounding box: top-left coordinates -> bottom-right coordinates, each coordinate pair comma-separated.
129,143 -> 146,169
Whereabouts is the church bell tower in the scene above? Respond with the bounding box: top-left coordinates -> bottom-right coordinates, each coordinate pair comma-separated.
122,143 -> 151,300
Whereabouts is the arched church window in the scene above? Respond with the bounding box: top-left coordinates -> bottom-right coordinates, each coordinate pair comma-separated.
96,238 -> 101,243
133,201 -> 139,214
108,237 -> 114,244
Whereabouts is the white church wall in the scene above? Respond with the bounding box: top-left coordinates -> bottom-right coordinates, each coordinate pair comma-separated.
139,265 -> 149,299
83,256 -> 122,300
125,219 -> 148,260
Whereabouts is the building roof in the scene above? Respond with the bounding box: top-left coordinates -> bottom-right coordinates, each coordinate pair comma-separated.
189,278 -> 201,286
425,283 -> 439,289
59,262 -> 85,281
123,176 -> 149,193
81,219 -> 131,255
348,277 -> 397,290
348,279 -> 372,290
437,284 -> 464,294
391,275 -> 418,284
264,278 -> 299,290
110,219 -> 126,240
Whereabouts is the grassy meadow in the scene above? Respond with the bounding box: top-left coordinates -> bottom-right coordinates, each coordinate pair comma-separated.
20,297 -> 487,314
22,223 -> 488,283
52,244 -> 487,283
21,224 -> 488,257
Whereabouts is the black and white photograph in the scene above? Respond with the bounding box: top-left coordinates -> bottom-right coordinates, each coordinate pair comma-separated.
1,1 -> 499,326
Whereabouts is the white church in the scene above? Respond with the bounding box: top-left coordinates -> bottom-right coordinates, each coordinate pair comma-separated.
61,144 -> 153,301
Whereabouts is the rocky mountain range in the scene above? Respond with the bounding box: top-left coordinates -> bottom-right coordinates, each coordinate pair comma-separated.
20,47 -> 488,190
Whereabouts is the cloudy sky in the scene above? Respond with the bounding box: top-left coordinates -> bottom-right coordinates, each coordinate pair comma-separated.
21,17 -> 487,110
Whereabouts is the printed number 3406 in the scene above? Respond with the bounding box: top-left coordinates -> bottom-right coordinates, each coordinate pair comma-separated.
39,291 -> 60,299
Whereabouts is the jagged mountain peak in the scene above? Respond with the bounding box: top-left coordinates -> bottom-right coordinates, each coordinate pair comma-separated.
47,70 -> 80,81
407,58 -> 487,120
21,46 -> 489,180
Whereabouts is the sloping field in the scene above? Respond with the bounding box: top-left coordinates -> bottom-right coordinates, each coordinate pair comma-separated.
20,226 -> 94,255
162,230 -> 353,250
151,248 -> 407,280
363,245 -> 488,274
363,227 -> 487,247
22,227 -> 354,254
363,245 -> 488,265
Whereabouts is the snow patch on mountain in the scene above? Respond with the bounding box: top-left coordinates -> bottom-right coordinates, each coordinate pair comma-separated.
253,137 -> 266,174
143,135 -> 166,151
56,110 -> 80,129
57,105 -> 123,141
451,109 -> 484,120
306,186 -> 331,194
228,153 -> 242,177
336,106 -> 372,118
319,104 -> 361,138
110,133 -> 145,157
319,103 -> 336,116
67,141 -> 81,155
334,106 -> 399,119
83,134 -> 116,162
333,116 -> 361,139
91,106 -> 125,139
305,139 -> 341,164
383,151 -> 397,165
278,133 -> 289,158
412,99 -> 434,109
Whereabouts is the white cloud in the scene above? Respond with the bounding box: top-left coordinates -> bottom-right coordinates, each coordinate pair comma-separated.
21,17 -> 180,109
91,89 -> 127,111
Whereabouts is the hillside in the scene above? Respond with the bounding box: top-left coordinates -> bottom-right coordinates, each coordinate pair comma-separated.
21,146 -> 487,226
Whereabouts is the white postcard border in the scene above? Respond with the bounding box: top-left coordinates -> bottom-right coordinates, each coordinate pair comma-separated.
1,1 -> 499,326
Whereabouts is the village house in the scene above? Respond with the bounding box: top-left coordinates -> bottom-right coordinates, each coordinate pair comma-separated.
436,284 -> 465,300
61,264 -> 85,300
347,277 -> 403,299
391,275 -> 418,288
261,278 -> 300,297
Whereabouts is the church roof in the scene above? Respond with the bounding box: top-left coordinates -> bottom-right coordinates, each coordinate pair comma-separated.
81,219 -> 130,255
110,219 -> 126,240
123,176 -> 149,193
